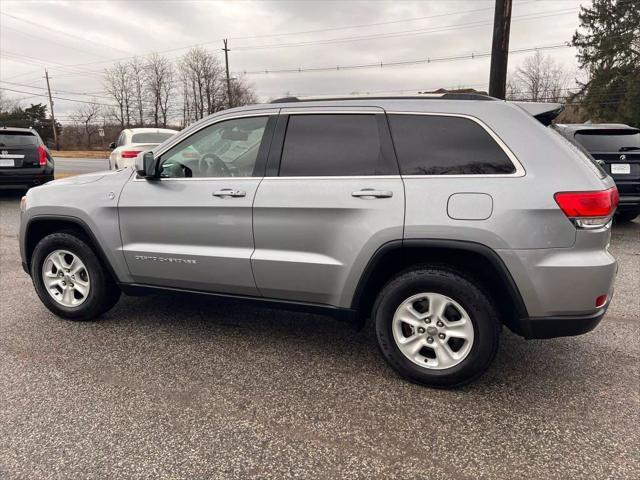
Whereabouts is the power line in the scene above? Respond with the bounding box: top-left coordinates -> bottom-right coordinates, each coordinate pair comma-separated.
232,8 -> 578,51
0,12 -> 132,56
236,43 -> 572,75
0,80 -> 113,99
0,87 -> 114,106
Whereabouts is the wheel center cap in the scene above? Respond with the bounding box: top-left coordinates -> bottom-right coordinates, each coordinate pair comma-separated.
426,326 -> 438,336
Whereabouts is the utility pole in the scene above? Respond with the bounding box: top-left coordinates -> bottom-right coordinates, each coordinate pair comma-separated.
44,69 -> 60,150
488,0 -> 512,99
223,39 -> 233,109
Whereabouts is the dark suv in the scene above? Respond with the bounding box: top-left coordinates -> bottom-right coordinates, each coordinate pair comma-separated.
554,123 -> 640,222
0,127 -> 54,190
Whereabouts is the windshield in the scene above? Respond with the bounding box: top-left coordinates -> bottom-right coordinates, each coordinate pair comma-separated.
0,131 -> 38,147
131,132 -> 175,144
574,131 -> 640,152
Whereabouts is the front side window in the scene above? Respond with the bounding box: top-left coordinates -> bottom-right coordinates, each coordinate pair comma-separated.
279,114 -> 393,176
388,114 -> 516,175
159,116 -> 268,178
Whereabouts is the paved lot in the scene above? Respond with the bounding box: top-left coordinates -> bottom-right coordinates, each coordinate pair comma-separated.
53,157 -> 111,174
0,183 -> 638,479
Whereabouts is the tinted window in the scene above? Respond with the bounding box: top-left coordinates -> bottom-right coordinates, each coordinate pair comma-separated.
0,131 -> 38,147
574,131 -> 640,152
159,116 -> 268,178
279,114 -> 392,176
132,132 -> 176,144
388,115 -> 515,175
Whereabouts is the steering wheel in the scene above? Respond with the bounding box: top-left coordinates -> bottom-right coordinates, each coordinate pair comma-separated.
199,153 -> 230,177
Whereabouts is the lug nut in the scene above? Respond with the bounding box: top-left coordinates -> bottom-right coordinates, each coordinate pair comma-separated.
424,318 -> 431,324
61,281 -> 66,286
438,333 -> 446,340
417,327 -> 425,334
70,283 -> 74,288
426,337 -> 433,343
436,321 -> 444,327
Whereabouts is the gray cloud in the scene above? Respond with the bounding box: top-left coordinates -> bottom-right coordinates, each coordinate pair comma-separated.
0,0 -> 589,121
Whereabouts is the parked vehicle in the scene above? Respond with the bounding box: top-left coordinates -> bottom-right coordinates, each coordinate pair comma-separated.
19,94 -> 618,387
0,127 -> 54,190
554,123 -> 639,222
109,128 -> 178,169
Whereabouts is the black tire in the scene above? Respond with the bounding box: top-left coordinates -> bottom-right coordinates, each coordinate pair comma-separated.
31,232 -> 121,320
373,267 -> 500,388
615,211 -> 638,223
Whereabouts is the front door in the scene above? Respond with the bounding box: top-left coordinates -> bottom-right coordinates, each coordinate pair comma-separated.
118,113 -> 276,295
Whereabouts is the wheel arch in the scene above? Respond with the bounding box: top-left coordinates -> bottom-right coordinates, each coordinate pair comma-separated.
351,239 -> 529,331
24,215 -> 119,282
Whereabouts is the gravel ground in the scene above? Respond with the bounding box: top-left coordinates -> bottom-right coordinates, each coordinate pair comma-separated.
0,188 -> 638,479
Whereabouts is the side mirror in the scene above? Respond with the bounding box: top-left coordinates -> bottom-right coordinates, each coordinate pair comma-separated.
108,142 -> 116,150
135,151 -> 157,179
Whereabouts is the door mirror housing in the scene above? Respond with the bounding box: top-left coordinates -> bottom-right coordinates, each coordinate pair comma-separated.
108,141 -> 116,150
135,151 -> 157,179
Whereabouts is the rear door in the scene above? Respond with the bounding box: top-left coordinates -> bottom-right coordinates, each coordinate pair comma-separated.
118,111 -> 277,295
251,108 -> 405,307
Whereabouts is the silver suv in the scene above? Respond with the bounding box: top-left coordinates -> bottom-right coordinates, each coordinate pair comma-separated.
19,95 -> 618,387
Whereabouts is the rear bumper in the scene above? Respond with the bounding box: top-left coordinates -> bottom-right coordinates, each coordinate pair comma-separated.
0,171 -> 54,189
514,307 -> 607,339
617,195 -> 640,212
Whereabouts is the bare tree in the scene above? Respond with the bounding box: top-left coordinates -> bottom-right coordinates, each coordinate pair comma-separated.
0,90 -> 21,113
227,75 -> 258,107
179,47 -> 224,123
507,51 -> 570,102
146,53 -> 175,128
71,101 -> 101,149
129,57 -> 146,127
104,62 -> 133,128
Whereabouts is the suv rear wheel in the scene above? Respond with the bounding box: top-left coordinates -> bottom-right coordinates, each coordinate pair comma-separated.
31,232 -> 121,320
373,267 -> 500,388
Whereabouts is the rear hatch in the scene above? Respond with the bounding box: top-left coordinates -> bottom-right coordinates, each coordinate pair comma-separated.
572,129 -> 640,197
0,130 -> 41,169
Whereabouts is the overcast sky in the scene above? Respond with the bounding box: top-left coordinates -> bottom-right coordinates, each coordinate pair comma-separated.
0,0 -> 590,122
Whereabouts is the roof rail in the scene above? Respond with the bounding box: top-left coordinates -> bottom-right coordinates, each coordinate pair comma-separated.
270,93 -> 495,103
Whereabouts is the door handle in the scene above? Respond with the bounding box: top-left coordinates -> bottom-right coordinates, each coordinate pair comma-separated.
213,189 -> 246,198
351,189 -> 393,199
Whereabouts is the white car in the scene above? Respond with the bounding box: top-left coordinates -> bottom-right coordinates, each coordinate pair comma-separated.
109,128 -> 178,169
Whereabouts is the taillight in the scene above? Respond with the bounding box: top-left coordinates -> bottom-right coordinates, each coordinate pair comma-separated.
554,187 -> 619,229
121,150 -> 140,158
37,146 -> 47,166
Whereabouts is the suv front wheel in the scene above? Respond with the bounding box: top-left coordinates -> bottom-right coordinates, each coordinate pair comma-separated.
31,232 -> 121,320
373,267 -> 500,388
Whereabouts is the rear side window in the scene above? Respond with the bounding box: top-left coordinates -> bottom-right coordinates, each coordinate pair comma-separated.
574,131 -> 640,152
0,131 -> 38,147
388,114 -> 516,175
279,114 -> 393,176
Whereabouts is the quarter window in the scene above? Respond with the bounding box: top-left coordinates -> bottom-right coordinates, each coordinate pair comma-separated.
388,114 -> 516,175
279,114 -> 394,176
159,116 -> 269,178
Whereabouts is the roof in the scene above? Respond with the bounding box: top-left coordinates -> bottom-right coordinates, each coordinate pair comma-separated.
270,93 -> 495,103
0,126 -> 36,133
123,127 -> 179,134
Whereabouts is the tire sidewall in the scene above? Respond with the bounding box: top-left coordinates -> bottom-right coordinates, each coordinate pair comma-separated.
375,269 -> 499,387
31,233 -> 109,320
